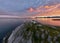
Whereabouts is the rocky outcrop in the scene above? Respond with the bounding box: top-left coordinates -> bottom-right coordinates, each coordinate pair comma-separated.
3,21 -> 60,43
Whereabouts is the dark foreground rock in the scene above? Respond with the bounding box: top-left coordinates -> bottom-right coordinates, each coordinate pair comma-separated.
3,20 -> 60,43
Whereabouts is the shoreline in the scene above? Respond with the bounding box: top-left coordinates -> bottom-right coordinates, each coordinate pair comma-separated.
3,20 -> 60,43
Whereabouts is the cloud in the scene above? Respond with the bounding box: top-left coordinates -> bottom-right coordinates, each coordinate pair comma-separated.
33,4 -> 60,16
0,0 -> 59,11
0,0 -> 60,16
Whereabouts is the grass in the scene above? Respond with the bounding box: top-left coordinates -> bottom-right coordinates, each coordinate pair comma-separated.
11,21 -> 60,43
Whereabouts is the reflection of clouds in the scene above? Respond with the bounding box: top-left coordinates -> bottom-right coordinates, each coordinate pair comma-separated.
37,18 -> 60,26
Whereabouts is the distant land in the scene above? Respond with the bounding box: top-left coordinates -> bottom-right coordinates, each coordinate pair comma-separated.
0,15 -> 33,19
0,15 -> 60,19
35,16 -> 60,18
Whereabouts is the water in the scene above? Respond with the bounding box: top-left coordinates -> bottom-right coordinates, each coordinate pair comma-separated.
0,18 -> 60,43
0,18 -> 25,43
36,18 -> 60,26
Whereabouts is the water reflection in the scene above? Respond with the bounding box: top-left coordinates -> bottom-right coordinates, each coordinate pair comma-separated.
36,18 -> 60,26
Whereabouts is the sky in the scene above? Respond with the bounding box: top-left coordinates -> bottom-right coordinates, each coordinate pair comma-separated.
0,0 -> 60,16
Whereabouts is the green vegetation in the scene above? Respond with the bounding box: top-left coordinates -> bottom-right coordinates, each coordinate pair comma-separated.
18,21 -> 60,43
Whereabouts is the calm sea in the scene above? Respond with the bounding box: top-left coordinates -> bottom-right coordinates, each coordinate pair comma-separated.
0,18 -> 26,43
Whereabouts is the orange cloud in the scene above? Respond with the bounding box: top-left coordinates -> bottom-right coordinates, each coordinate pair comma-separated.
27,4 -> 60,17
30,4 -> 60,16
27,8 -> 35,12
44,6 -> 51,9
27,4 -> 56,12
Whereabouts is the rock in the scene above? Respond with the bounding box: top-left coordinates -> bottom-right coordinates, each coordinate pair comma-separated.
3,21 -> 60,43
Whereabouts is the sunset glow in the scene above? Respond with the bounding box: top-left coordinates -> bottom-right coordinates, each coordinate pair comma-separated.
29,4 -> 60,16
27,3 -> 60,26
